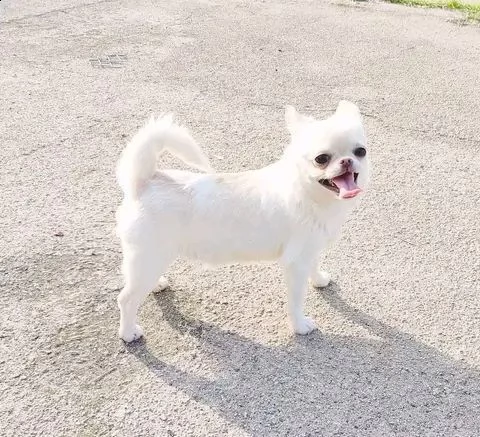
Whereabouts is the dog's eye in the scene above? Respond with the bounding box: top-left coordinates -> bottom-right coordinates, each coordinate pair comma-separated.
315,154 -> 330,165
354,147 -> 367,158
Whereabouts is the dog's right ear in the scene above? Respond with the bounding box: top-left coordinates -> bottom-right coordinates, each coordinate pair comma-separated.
285,105 -> 312,135
335,100 -> 361,120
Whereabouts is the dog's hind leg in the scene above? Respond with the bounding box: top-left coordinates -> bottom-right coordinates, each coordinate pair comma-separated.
117,242 -> 174,342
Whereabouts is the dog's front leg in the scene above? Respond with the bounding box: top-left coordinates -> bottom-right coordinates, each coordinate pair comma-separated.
284,262 -> 317,335
310,258 -> 331,288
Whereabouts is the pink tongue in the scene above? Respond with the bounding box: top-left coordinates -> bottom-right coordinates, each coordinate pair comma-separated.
332,173 -> 362,199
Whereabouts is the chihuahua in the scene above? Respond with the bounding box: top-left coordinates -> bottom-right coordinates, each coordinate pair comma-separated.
116,101 -> 369,342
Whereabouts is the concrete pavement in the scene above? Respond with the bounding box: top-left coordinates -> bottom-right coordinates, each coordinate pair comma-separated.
1,0 -> 479,435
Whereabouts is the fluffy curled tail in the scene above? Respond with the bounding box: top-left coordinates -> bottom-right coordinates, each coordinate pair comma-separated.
116,114 -> 213,198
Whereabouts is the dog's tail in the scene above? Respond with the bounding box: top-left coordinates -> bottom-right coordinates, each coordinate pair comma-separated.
117,114 -> 213,198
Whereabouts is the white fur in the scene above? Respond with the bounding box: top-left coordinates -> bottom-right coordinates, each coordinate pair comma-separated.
116,102 -> 369,342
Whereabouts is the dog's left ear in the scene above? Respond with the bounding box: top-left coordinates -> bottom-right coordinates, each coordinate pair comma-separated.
335,100 -> 361,119
285,105 -> 313,135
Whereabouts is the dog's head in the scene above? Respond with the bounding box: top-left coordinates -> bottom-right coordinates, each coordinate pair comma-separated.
284,101 -> 369,201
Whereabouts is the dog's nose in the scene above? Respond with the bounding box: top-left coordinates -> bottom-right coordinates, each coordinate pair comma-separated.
340,158 -> 353,168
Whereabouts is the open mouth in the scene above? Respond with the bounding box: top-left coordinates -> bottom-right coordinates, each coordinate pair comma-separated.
319,172 -> 361,199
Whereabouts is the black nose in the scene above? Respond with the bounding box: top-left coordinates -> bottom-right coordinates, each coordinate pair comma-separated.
340,158 -> 353,168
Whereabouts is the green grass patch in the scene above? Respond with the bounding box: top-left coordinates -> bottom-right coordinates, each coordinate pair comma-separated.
386,0 -> 480,20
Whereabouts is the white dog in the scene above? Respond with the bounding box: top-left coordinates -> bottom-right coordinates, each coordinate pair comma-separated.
116,101 -> 369,342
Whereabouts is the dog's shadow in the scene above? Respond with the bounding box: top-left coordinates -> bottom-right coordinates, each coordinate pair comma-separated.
126,285 -> 480,435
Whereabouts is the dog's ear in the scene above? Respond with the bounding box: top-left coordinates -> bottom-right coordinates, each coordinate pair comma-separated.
335,100 -> 361,119
285,105 -> 313,135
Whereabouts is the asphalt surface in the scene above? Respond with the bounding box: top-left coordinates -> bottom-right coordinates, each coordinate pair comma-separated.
1,0 -> 480,436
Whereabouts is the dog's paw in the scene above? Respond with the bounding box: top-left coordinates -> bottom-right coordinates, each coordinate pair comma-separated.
311,270 -> 331,288
292,316 -> 317,335
154,276 -> 169,292
119,324 -> 144,343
